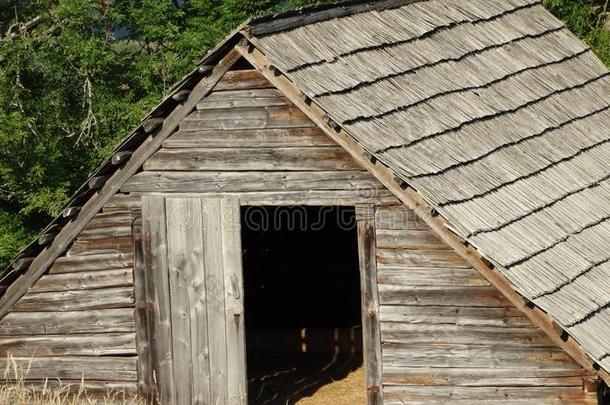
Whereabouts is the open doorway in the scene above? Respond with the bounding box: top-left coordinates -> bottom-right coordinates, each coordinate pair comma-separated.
241,206 -> 364,404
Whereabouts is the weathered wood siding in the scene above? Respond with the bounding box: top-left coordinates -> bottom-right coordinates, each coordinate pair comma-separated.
122,69 -> 396,206
0,199 -> 138,395
375,204 -> 598,404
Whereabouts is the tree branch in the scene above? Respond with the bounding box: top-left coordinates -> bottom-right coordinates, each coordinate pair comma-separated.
76,77 -> 97,144
2,15 -> 46,41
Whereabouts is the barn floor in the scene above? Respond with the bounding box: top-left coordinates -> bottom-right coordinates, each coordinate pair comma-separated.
247,351 -> 364,404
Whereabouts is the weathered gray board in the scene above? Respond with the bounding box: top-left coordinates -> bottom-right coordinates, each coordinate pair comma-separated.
0,204 -> 138,395
142,195 -> 246,405
374,205 -> 598,405
122,69 -> 398,207
356,206 -> 383,404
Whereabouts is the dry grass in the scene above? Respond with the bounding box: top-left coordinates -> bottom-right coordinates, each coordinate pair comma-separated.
0,355 -> 143,405
0,353 -> 365,404
296,366 -> 365,405
0,383 -> 141,405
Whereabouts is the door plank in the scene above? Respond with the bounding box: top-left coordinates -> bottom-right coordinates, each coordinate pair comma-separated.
142,196 -> 175,404
143,195 -> 247,404
165,197 -> 197,404
202,198 -> 229,404
220,198 -> 247,403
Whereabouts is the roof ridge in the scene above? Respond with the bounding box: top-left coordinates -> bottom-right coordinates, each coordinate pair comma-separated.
248,0 -> 425,36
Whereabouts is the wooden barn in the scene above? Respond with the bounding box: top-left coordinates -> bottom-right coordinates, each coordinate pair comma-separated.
2,0 -> 610,403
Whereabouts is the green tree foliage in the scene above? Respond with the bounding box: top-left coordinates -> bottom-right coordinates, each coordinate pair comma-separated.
543,0 -> 610,65
0,0 -> 608,268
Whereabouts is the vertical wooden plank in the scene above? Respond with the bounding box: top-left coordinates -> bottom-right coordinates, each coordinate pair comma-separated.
356,205 -> 383,405
220,198 -> 247,404
142,196 -> 175,404
189,201 -> 212,405
166,197 -> 202,404
202,198 -> 229,404
132,217 -> 155,400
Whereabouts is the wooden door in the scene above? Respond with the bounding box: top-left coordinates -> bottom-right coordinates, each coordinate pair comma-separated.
141,195 -> 246,405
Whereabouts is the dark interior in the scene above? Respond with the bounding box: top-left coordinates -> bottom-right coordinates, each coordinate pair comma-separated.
600,381 -> 610,405
241,206 -> 363,404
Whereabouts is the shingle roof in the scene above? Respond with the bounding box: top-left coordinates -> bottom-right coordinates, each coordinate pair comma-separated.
250,0 -> 610,372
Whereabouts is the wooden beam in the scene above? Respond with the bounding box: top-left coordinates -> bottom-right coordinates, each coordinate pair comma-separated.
356,206 -> 383,405
30,268 -> 133,293
62,206 -> 81,219
0,333 -> 136,356
235,40 -> 610,384
0,357 -> 137,381
18,380 -> 138,396
112,151 -> 133,165
143,118 -> 164,133
0,308 -> 135,335
88,176 -> 107,190
12,257 -> 34,272
13,286 -> 134,311
0,47 -> 242,321
198,65 -> 214,74
38,231 -> 58,246
172,90 -> 191,102
132,217 -> 155,400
